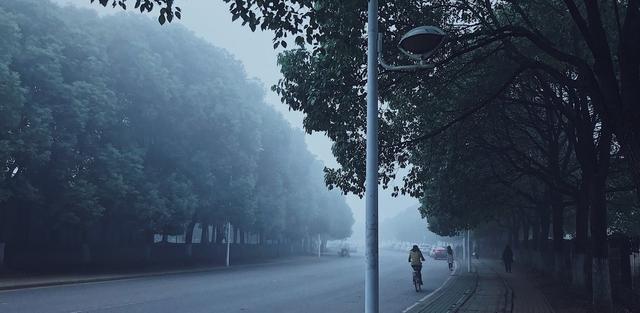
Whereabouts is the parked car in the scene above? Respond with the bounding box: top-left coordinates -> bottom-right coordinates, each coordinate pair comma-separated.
432,247 -> 448,260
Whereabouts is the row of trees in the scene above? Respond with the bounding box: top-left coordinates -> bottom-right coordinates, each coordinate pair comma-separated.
380,205 -> 445,244
138,0 -> 636,311
95,0 -> 638,310
0,0 -> 353,256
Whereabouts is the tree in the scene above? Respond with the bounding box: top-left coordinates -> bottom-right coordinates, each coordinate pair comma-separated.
0,0 -> 354,257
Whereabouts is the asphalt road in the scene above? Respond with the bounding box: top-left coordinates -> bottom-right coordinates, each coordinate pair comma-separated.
0,250 -> 452,313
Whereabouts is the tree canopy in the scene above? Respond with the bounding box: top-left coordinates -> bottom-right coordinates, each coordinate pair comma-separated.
82,0 -> 639,309
0,0 -> 353,249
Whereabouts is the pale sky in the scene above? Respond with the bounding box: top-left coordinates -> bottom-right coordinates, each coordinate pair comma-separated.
53,0 -> 421,241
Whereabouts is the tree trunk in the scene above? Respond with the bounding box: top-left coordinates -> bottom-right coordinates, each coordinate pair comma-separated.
539,209 -> 552,273
216,224 -> 224,244
573,181 -> 591,291
201,223 -> 209,244
531,218 -> 541,271
590,124 -> 613,312
0,242 -> 4,269
0,205 -> 5,269
185,221 -> 195,244
623,135 -> 640,199
591,181 -> 613,312
550,189 -> 565,280
522,219 -> 530,249
185,221 -> 195,258
511,224 -> 520,250
532,220 -> 540,251
144,229 -> 154,263
17,201 -> 30,246
521,219 -> 530,267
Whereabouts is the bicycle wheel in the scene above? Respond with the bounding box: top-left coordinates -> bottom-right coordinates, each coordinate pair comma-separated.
413,274 -> 420,292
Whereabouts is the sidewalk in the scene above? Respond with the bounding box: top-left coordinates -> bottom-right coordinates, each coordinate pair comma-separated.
480,260 -> 555,313
406,260 -> 555,313
457,261 -> 509,313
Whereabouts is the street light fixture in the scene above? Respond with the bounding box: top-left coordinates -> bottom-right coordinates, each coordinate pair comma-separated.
378,26 -> 446,71
399,26 -> 446,60
365,1 -> 446,312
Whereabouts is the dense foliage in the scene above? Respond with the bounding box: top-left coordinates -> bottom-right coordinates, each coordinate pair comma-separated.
86,0 -> 640,309
0,0 -> 353,249
210,1 -> 637,310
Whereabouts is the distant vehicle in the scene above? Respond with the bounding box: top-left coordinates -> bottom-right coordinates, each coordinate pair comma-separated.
432,247 -> 448,260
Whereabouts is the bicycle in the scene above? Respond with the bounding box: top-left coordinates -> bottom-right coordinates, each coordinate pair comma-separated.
412,269 -> 422,292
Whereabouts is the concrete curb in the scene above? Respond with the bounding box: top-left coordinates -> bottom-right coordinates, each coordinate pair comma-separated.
403,260 -> 479,313
0,255 -> 327,292
402,266 -> 458,313
451,266 -> 479,313
0,274 -> 171,292
488,261 -> 555,313
483,261 -> 514,313
500,273 -> 514,313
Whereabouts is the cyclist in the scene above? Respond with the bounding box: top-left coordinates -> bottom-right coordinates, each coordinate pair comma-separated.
408,245 -> 426,285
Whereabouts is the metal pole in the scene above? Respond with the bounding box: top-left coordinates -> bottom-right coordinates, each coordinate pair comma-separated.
467,230 -> 471,272
462,234 -> 466,266
365,0 -> 379,312
226,221 -> 231,267
318,234 -> 321,258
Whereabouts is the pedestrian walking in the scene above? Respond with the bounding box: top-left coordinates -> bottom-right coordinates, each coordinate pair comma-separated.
446,245 -> 454,271
502,245 -> 513,273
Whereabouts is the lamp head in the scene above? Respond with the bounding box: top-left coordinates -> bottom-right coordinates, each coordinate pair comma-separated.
398,26 -> 446,60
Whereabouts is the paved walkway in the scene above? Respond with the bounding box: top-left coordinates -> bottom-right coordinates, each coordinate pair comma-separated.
483,261 -> 554,313
457,261 -> 508,313
406,260 -> 555,313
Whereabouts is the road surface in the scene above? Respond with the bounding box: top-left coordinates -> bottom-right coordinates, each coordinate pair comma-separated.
0,250 -> 452,313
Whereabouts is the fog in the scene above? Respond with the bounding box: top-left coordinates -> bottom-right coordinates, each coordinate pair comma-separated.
51,0 -> 423,247
3,1 -> 639,312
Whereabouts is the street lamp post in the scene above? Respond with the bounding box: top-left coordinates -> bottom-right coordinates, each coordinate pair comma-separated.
365,2 -> 446,313
365,1 -> 379,313
225,221 -> 231,267
467,230 -> 471,272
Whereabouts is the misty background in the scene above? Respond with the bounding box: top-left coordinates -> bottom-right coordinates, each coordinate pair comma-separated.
52,0 -> 431,244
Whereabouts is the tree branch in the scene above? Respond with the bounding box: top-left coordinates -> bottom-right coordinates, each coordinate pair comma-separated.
385,68 -> 524,148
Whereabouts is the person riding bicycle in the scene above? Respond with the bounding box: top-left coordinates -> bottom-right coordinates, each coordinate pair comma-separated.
408,245 -> 426,285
